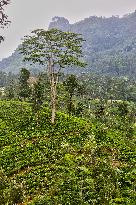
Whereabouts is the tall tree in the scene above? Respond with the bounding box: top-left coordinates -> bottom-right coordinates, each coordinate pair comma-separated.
0,0 -> 10,43
20,28 -> 86,123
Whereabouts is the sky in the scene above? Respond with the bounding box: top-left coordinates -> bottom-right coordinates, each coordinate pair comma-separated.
0,0 -> 136,60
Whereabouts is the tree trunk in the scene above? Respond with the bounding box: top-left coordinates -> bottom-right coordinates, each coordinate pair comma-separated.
51,75 -> 57,124
48,59 -> 58,124
68,93 -> 73,116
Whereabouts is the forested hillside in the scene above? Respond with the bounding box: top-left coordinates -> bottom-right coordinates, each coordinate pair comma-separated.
1,11 -> 136,76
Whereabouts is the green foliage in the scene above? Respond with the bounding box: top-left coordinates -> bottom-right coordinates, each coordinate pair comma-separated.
20,28 -> 86,123
63,75 -> 79,94
19,68 -> 31,99
78,74 -> 136,103
30,73 -> 51,115
19,68 -> 30,84
0,10 -> 135,205
63,74 -> 79,115
0,100 -> 135,204
0,170 -> 23,205
20,28 -> 86,69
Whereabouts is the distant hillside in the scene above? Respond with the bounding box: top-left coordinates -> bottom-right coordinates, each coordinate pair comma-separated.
0,11 -> 136,76
0,49 -> 44,74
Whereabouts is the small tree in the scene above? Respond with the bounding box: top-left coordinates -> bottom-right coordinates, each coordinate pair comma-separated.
63,74 -> 79,115
20,28 -> 86,123
19,68 -> 31,100
6,84 -> 14,99
31,77 -> 44,113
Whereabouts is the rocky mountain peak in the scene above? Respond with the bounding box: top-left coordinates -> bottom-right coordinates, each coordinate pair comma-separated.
49,16 -> 70,31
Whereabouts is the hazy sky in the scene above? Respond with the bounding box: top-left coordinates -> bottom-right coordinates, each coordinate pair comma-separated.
0,0 -> 136,60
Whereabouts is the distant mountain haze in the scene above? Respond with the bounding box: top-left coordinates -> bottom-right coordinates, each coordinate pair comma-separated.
0,11 -> 136,77
1,0 -> 136,59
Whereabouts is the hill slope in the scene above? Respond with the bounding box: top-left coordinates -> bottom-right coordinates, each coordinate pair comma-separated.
0,11 -> 136,76
0,100 -> 136,204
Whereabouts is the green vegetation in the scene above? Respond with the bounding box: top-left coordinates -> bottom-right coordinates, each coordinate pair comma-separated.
19,68 -> 31,100
0,12 -> 136,204
20,28 -> 85,123
0,99 -> 135,204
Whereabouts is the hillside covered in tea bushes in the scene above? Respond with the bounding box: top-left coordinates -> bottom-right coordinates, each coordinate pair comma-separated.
0,100 -> 136,204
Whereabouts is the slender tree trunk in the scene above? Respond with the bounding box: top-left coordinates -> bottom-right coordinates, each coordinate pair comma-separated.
68,93 -> 73,116
50,75 -> 57,124
48,59 -> 58,124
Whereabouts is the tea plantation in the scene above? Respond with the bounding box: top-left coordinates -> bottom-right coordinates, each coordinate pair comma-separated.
0,100 -> 136,204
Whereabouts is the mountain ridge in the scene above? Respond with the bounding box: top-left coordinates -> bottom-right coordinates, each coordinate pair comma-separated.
0,11 -> 136,76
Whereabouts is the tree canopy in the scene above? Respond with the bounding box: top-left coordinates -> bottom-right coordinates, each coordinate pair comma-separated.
20,28 -> 85,68
20,28 -> 86,123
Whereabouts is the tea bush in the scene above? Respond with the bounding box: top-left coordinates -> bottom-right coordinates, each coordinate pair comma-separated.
0,100 -> 135,204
